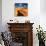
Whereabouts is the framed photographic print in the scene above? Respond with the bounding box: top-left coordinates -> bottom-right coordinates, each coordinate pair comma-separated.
14,3 -> 28,16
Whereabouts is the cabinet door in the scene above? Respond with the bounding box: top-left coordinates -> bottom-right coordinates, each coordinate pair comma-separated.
11,32 -> 28,46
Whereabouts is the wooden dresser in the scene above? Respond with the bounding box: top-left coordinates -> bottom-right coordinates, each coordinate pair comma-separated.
7,23 -> 34,46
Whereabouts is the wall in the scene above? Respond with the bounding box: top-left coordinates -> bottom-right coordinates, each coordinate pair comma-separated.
2,0 -> 40,30
0,0 -> 2,32
2,0 -> 46,46
40,0 -> 46,13
40,0 -> 46,31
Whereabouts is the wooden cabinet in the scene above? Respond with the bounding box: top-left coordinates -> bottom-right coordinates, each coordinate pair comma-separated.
7,23 -> 34,46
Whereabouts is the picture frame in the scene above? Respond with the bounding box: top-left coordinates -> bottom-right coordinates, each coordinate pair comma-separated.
14,3 -> 28,16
